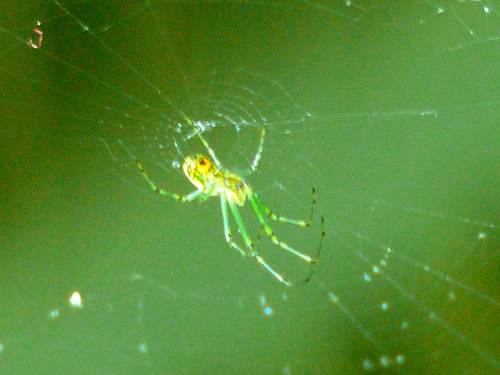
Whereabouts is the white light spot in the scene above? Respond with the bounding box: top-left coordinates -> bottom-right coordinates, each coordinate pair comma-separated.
0,343 -> 4,353
329,293 -> 339,304
130,273 -> 143,281
424,265 -> 430,272
283,366 -> 291,375
362,358 -> 375,371
381,302 -> 389,311
68,291 -> 83,309
138,342 -> 148,354
401,321 -> 409,329
372,265 -> 380,274
379,355 -> 391,368
396,354 -> 405,364
48,309 -> 60,320
477,232 -> 486,240
264,307 -> 273,316
483,7 -> 490,14
363,273 -> 372,282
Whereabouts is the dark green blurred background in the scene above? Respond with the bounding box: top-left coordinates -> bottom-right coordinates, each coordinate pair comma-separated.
0,1 -> 498,374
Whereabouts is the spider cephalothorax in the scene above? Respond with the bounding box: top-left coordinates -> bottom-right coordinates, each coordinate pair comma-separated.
183,154 -> 250,206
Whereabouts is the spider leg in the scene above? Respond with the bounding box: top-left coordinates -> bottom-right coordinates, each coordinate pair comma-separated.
115,138 -> 199,202
249,127 -> 266,173
248,193 -> 323,264
220,195 -> 246,257
226,195 -> 255,253
254,255 -> 292,286
136,160 -> 201,202
226,195 -> 292,286
187,118 -> 223,169
237,127 -> 267,177
254,188 -> 316,227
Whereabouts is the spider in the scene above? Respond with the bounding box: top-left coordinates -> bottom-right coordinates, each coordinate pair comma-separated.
135,119 -> 325,286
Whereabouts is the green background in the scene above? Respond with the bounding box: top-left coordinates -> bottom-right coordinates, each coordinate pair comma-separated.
0,1 -> 498,374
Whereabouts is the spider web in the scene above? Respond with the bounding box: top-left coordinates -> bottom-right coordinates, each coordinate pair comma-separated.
0,1 -> 498,374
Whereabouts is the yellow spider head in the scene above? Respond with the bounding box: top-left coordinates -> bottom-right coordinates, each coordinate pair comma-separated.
182,155 -> 215,192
